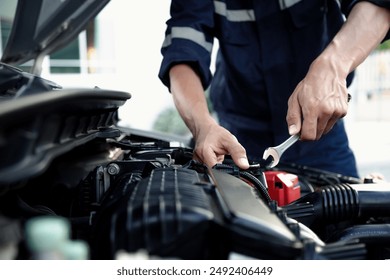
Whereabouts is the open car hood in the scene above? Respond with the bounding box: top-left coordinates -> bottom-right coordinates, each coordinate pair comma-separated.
0,0 -> 131,185
1,0 -> 110,72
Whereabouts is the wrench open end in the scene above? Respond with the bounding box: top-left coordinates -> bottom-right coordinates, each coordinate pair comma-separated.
262,148 -> 279,168
262,134 -> 300,168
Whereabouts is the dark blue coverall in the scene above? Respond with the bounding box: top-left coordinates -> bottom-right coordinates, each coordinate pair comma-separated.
159,0 -> 390,178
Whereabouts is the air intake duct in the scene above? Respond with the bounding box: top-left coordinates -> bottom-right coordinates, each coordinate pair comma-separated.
283,183 -> 390,227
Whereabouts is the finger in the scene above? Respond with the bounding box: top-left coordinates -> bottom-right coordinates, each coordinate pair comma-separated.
315,105 -> 333,139
221,135 -> 249,169
194,147 -> 223,168
316,117 -> 332,139
318,100 -> 347,137
286,96 -> 302,136
322,114 -> 341,136
192,151 -> 205,165
300,114 -> 318,140
322,120 -> 335,136
229,148 -> 249,169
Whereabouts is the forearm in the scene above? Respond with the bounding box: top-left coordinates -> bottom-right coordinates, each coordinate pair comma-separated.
169,64 -> 216,138
312,1 -> 390,78
286,2 -> 390,140
169,64 -> 249,168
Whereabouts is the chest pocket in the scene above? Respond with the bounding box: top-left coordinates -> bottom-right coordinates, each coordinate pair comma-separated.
214,0 -> 255,45
286,0 -> 326,28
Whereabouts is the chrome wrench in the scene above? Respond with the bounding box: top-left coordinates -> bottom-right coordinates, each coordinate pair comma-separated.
262,134 -> 300,168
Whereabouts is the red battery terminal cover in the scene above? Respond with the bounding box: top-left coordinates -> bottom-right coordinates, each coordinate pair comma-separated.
264,171 -> 301,206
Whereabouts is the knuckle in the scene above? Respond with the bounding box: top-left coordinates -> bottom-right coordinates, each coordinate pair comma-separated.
319,103 -> 334,116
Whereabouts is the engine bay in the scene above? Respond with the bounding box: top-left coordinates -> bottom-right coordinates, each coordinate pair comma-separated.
1,117 -> 390,260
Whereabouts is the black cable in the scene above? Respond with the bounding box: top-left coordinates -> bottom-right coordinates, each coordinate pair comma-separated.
212,163 -> 272,203
239,171 -> 272,203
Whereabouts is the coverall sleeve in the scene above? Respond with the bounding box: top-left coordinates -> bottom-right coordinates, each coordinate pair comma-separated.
340,0 -> 390,40
340,0 -> 390,14
158,1 -> 216,90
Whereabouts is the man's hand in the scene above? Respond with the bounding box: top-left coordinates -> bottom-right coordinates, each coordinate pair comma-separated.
286,1 -> 390,140
169,64 -> 250,169
192,120 -> 250,169
286,59 -> 350,140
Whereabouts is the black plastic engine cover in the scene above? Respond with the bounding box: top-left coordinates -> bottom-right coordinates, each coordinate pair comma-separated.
92,167 -> 302,260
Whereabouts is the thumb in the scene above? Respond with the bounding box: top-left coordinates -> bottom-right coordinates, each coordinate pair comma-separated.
227,136 -> 250,169
232,156 -> 250,170
286,99 -> 302,135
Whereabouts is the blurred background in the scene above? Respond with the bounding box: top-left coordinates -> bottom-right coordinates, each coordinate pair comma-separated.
1,0 -> 389,179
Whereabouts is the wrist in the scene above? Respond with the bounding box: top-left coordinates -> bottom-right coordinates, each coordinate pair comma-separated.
192,115 -> 217,139
309,52 -> 350,82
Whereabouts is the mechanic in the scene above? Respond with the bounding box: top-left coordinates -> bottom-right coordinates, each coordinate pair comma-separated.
158,0 -> 390,177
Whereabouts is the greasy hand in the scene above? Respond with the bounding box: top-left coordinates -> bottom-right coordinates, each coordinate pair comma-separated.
286,60 -> 350,140
193,122 -> 250,169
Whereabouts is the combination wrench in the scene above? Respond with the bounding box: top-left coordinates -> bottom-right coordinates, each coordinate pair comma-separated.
262,134 -> 300,168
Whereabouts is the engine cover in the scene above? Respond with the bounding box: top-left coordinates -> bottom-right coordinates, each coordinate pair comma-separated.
92,167 -> 302,260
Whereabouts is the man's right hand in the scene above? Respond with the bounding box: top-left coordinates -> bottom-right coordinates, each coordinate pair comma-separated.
192,119 -> 250,169
169,64 -> 249,169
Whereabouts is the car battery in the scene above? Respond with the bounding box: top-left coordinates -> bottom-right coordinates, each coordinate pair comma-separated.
264,171 -> 301,206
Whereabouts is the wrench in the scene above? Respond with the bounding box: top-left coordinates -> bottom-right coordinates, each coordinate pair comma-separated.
262,134 -> 300,168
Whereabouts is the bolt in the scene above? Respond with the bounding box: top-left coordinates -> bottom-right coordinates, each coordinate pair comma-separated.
107,163 -> 120,175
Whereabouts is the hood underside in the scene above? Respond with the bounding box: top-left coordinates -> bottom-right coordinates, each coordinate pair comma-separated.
1,0 -> 110,69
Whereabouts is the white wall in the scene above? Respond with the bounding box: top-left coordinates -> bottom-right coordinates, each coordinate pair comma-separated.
98,0 -> 175,129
